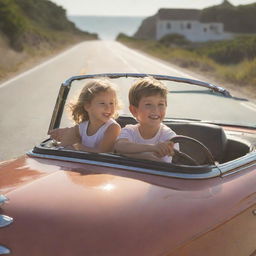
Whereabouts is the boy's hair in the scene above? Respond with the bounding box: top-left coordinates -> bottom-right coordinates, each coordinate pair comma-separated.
68,79 -> 120,124
129,77 -> 168,107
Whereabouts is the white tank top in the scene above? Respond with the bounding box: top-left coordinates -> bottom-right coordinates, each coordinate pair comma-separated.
79,119 -> 117,149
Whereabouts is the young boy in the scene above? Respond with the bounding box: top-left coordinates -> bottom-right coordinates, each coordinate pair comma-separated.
114,77 -> 178,162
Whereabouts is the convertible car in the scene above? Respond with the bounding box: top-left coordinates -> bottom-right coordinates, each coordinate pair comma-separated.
0,73 -> 256,256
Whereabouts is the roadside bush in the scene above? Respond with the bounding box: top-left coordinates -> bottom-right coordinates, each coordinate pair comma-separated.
220,58 -> 256,87
15,0 -> 76,31
0,0 -> 28,51
117,33 -> 256,91
159,34 -> 190,47
195,35 -> 256,64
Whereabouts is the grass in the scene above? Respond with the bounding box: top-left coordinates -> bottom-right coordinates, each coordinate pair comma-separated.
0,31 -> 93,82
117,34 -> 256,98
0,0 -> 98,81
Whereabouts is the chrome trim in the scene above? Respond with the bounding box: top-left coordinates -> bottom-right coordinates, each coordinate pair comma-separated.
49,73 -> 231,132
0,215 -> 13,228
220,162 -> 256,177
218,152 -> 256,176
63,73 -> 231,97
0,246 -> 10,255
48,83 -> 71,132
0,195 -> 8,206
27,150 -> 221,180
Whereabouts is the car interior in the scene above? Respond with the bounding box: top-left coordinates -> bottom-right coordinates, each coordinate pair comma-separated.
37,114 -> 253,169
37,74 -> 254,168
116,116 -> 252,165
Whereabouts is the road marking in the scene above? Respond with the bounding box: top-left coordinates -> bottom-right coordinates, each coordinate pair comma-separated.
116,42 -> 199,80
103,41 -> 139,73
115,52 -> 139,73
104,41 -> 198,80
240,102 -> 256,112
0,42 -> 85,89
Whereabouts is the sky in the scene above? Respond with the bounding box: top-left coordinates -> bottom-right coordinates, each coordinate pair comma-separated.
50,0 -> 256,16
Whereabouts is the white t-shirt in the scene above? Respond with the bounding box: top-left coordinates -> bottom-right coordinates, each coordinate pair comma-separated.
79,119 -> 117,149
118,123 -> 178,162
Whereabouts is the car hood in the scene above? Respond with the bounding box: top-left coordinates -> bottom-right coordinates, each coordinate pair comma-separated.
0,156 -> 252,256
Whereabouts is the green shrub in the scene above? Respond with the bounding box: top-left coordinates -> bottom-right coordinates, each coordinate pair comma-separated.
15,0 -> 76,31
0,0 -> 96,52
117,35 -> 256,90
159,34 -> 190,47
194,35 -> 256,64
220,58 -> 256,87
0,0 -> 28,50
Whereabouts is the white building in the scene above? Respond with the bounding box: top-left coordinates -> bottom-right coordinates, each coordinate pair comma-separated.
156,9 -> 233,42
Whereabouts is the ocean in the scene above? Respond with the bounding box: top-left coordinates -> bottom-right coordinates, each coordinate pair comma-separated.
68,15 -> 145,40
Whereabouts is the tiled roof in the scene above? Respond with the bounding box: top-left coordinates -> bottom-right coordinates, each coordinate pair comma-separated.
157,9 -> 201,20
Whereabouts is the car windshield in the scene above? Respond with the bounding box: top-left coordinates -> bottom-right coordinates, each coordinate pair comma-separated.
59,76 -> 256,129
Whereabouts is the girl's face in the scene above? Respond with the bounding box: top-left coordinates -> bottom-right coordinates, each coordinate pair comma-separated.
130,94 -> 167,128
84,90 -> 117,125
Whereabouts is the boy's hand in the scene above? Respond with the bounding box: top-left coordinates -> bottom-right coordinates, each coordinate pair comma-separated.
153,141 -> 174,158
168,141 -> 175,156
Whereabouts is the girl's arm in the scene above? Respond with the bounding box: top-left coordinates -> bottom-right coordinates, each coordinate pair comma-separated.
49,126 -> 81,146
72,123 -> 121,153
97,123 -> 121,152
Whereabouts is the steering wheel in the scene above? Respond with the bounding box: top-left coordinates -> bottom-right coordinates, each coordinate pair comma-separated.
170,135 -> 215,166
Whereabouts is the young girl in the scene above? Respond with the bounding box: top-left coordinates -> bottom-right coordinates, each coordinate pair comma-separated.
49,79 -> 121,153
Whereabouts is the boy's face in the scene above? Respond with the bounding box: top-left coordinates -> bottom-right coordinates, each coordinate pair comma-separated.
130,94 -> 167,127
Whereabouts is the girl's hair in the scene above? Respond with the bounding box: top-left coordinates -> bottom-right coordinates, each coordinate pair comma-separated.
68,79 -> 120,124
129,77 -> 168,107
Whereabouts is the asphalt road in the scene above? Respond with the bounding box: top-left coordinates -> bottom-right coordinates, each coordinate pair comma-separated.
1,40 -> 256,161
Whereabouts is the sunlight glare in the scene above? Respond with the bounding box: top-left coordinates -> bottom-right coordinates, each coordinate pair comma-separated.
99,183 -> 115,191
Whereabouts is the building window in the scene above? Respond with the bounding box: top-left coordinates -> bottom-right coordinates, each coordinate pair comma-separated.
166,22 -> 171,29
187,23 -> 191,29
210,25 -> 218,33
204,27 -> 207,32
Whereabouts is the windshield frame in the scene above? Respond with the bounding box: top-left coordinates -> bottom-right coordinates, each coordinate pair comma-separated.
48,73 -> 232,133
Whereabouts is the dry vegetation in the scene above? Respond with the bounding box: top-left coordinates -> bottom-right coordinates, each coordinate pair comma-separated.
0,33 -> 27,80
0,0 -> 97,82
117,33 -> 256,100
0,32 -> 92,82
